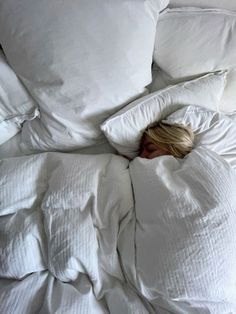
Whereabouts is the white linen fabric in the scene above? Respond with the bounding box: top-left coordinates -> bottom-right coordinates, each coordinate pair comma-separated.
169,0 -> 236,11
1,144 -> 236,313
0,272 -> 108,314
3,107 -> 235,168
119,147 -> 236,313
101,72 -> 226,159
0,153 -> 154,313
153,7 -> 236,113
0,132 -> 117,159
165,105 -> 236,169
227,111 -> 236,122
0,0 -> 168,151
0,50 -> 38,145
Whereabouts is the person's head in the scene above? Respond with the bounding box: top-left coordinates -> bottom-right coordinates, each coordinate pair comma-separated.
139,121 -> 194,159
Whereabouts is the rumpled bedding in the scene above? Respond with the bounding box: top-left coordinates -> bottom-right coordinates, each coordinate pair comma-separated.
0,153 -> 150,314
1,148 -> 236,314
119,147 -> 236,313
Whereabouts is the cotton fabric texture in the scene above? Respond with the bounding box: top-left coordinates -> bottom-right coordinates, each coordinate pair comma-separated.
119,147 -> 236,313
0,153 -> 149,313
169,0 -> 236,11
153,7 -> 236,113
165,105 -> 236,169
0,51 -> 38,145
0,0 -> 169,151
101,72 -> 226,159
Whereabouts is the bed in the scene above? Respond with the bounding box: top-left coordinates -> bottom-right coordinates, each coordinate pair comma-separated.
0,1 -> 236,313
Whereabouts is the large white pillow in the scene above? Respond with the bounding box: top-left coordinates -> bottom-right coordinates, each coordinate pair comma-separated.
0,0 -> 169,151
101,72 -> 226,159
169,0 -> 236,11
153,7 -> 236,113
0,51 -> 38,145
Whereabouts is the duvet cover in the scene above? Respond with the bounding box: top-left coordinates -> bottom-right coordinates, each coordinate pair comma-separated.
1,147 -> 236,314
0,153 -> 150,313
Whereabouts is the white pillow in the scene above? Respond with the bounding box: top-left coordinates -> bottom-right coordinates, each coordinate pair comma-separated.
0,0 -> 169,151
153,7 -> 236,113
169,0 -> 236,11
0,51 -> 38,145
165,105 -> 236,168
101,72 -> 226,159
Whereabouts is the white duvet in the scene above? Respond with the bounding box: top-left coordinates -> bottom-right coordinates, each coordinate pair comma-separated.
119,147 -> 236,313
0,153 -> 150,314
1,148 -> 236,314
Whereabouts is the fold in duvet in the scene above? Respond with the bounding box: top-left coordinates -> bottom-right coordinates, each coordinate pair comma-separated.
0,153 -> 150,314
1,149 -> 236,313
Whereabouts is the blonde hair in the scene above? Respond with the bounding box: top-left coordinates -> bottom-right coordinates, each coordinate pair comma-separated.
145,121 -> 194,158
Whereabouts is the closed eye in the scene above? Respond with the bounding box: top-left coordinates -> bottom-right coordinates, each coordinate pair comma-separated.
146,144 -> 158,152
